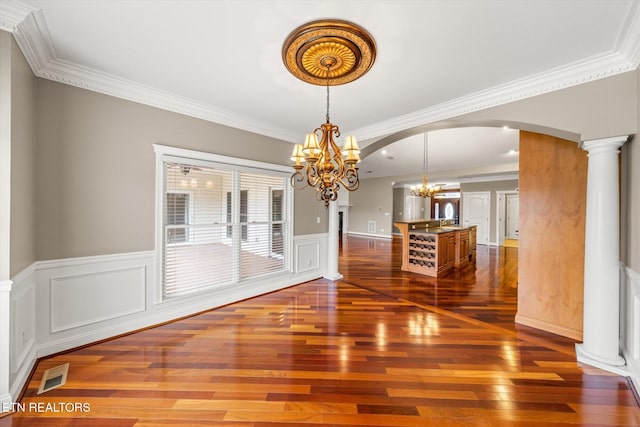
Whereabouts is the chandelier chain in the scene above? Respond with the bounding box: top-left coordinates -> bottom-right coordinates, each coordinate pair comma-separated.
325,65 -> 331,123
424,133 -> 428,175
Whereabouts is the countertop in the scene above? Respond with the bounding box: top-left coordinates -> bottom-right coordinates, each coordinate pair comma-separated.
410,226 -> 470,235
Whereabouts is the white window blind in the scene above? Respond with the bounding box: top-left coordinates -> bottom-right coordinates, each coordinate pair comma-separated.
162,160 -> 289,299
239,172 -> 285,279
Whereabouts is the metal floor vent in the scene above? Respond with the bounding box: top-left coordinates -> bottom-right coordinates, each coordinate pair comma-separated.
37,363 -> 69,395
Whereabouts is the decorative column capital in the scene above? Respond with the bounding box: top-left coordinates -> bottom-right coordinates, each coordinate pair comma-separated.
582,135 -> 628,154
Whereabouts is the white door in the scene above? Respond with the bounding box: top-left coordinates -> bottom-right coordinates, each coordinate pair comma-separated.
462,192 -> 490,245
506,194 -> 519,239
405,195 -> 428,220
404,196 -> 416,220
497,193 -> 506,246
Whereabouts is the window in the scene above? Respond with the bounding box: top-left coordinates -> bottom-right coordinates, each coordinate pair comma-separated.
226,190 -> 247,240
271,189 -> 283,257
155,145 -> 292,299
166,192 -> 190,244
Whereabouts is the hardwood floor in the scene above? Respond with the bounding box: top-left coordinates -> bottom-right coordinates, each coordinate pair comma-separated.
2,235 -> 638,426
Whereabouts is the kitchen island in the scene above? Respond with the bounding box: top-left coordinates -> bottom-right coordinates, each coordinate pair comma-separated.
394,219 -> 476,277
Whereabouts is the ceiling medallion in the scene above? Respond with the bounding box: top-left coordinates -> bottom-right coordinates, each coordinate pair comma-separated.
282,19 -> 376,86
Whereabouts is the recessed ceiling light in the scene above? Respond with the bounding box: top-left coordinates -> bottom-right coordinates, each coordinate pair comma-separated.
381,150 -> 387,155
502,126 -> 510,130
508,149 -> 519,155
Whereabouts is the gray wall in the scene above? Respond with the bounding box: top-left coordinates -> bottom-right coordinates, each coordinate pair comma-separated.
392,187 -> 405,234
8,32 -> 640,272
350,71 -> 638,249
0,31 -> 10,282
460,179 -> 519,243
621,70 -> 640,272
34,79 -> 318,261
391,187 -> 430,234
458,71 -> 637,141
8,36 -> 36,277
293,187 -> 328,235
459,69 -> 638,268
349,176 -> 395,237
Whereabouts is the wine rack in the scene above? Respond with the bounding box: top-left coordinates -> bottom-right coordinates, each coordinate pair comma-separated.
407,233 -> 438,274
395,221 -> 475,278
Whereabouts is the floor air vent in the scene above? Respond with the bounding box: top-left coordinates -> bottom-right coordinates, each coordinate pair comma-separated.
37,363 -> 69,394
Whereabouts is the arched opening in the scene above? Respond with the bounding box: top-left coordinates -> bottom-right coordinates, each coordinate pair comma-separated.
354,120 -> 588,341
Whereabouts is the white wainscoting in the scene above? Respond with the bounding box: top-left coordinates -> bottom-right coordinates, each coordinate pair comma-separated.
49,266 -> 146,333
294,233 -> 328,275
9,265 -> 37,400
32,251 -> 155,358
621,264 -> 640,393
6,233 -> 328,405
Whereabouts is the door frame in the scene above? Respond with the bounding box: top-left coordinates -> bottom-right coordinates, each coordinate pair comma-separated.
495,190 -> 519,246
505,193 -> 520,240
461,191 -> 490,245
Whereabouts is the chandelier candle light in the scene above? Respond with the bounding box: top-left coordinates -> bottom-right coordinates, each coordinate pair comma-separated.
283,19 -> 376,207
412,133 -> 441,198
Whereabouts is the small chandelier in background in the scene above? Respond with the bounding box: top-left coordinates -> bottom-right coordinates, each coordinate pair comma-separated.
412,133 -> 441,198
282,19 -> 376,207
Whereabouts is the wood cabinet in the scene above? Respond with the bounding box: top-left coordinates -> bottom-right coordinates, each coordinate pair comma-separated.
395,221 -> 476,278
404,230 -> 456,277
469,225 -> 477,261
394,220 -> 441,271
454,229 -> 470,268
438,232 -> 456,273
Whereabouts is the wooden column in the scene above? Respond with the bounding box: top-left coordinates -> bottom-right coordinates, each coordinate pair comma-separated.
516,131 -> 587,340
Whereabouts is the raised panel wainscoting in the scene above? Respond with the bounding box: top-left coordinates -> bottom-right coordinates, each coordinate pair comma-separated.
6,233 -> 327,404
622,264 -> 640,392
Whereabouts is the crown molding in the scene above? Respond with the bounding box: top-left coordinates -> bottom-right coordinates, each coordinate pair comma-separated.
618,0 -> 640,67
3,0 -> 640,144
2,1 -> 300,143
349,2 -> 640,140
11,8 -> 55,71
349,50 -> 636,141
457,173 -> 519,184
36,58 -> 299,142
0,0 -> 35,32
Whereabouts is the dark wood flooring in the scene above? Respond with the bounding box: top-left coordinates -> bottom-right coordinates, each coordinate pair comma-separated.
1,235 -> 638,426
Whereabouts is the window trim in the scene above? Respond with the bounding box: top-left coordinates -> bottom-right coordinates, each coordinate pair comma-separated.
153,144 -> 294,304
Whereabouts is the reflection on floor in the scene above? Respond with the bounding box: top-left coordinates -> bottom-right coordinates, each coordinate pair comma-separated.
3,236 -> 639,426
504,238 -> 519,248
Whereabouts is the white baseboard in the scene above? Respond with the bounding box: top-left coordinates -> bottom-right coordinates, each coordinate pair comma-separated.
575,343 -> 629,376
621,264 -> 640,396
0,393 -> 12,412
347,231 -> 392,240
1,279 -> 13,411
9,345 -> 35,400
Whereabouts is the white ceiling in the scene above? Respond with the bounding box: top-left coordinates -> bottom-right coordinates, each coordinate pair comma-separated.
2,0 -> 639,184
362,127 -> 520,185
